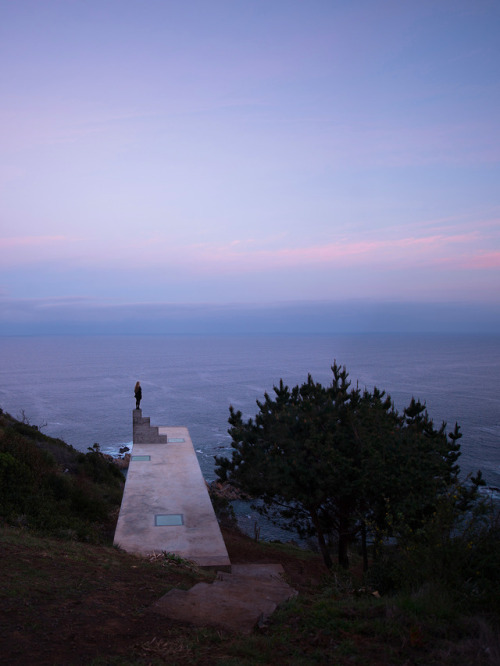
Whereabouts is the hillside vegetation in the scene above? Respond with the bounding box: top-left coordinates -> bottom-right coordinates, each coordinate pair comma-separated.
1,409 -> 499,664
0,409 -> 124,542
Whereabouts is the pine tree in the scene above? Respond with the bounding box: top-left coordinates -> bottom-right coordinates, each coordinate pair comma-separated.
215,362 -> 479,569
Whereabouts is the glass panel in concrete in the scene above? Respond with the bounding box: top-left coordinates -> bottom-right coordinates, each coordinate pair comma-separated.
155,514 -> 184,526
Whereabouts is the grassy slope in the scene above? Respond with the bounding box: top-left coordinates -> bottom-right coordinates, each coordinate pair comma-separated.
1,525 -> 497,665
1,411 -> 498,664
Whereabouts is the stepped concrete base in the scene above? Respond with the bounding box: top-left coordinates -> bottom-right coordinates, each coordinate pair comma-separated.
151,564 -> 298,634
133,408 -> 168,443
113,414 -> 230,571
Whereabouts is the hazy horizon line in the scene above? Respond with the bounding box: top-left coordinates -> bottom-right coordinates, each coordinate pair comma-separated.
1,298 -> 500,336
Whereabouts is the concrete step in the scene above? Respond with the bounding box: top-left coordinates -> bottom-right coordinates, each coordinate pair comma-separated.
151,563 -> 297,634
132,409 -> 168,444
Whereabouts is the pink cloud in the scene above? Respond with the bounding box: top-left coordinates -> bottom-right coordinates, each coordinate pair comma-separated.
0,236 -> 76,267
0,235 -> 67,248
181,232 -> 481,274
2,230 -> 497,282
462,252 -> 500,269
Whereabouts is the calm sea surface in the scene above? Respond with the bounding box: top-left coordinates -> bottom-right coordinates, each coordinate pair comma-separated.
1,335 -> 499,512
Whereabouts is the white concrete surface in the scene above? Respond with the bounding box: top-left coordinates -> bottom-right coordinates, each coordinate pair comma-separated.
113,418 -> 231,571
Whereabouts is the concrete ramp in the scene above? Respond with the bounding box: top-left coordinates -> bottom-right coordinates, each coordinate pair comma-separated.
113,410 -> 231,571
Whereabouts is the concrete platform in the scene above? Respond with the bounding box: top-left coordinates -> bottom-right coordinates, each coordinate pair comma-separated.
151,564 -> 298,634
113,411 -> 231,571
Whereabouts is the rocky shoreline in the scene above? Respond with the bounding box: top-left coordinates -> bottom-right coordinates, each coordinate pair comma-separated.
106,453 -> 131,470
207,480 -> 250,501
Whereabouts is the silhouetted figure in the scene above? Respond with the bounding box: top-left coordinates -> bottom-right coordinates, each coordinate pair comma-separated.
134,381 -> 142,409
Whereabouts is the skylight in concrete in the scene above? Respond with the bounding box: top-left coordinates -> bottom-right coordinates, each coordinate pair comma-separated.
168,438 -> 185,443
155,514 -> 184,526
131,455 -> 151,461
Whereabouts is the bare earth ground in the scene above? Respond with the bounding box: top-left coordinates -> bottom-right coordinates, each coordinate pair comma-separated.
2,525 -> 495,666
0,526 -> 326,665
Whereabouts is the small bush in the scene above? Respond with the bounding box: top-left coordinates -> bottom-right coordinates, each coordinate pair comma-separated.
367,499 -> 500,616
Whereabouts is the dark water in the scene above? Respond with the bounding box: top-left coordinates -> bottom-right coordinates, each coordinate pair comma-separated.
1,334 -> 499,520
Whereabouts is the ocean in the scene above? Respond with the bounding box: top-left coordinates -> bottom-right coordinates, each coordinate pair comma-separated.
1,334 -> 499,534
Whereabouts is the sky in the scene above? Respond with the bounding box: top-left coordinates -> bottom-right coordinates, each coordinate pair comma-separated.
1,0 -> 500,334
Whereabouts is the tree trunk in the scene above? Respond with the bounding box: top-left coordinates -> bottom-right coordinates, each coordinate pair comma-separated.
310,509 -> 333,569
317,527 -> 333,569
338,515 -> 350,569
361,521 -> 368,572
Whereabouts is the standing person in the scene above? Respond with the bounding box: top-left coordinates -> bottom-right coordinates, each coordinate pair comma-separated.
134,381 -> 142,409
